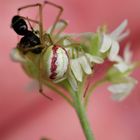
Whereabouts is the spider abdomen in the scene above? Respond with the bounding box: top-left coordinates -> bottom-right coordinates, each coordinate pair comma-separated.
42,45 -> 69,83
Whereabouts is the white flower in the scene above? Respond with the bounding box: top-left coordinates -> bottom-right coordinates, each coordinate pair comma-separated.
110,20 -> 130,42
70,53 -> 103,82
113,44 -> 134,73
108,77 -> 137,101
67,69 -> 78,91
100,20 -> 130,61
10,48 -> 26,63
67,52 -> 104,91
107,43 -> 138,101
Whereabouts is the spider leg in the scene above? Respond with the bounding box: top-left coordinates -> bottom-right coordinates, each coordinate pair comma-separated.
17,4 -> 53,100
39,87 -> 53,100
64,43 -> 81,48
44,1 -> 63,35
54,36 -> 68,45
43,33 -> 53,46
54,36 -> 80,47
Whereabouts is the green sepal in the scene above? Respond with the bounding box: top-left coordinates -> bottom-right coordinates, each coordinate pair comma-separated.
90,33 -> 101,56
106,67 -> 131,83
21,57 -> 39,79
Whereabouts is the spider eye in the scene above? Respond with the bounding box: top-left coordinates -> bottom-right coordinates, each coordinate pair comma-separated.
11,15 -> 28,35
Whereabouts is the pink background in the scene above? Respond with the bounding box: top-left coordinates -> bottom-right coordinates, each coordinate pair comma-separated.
0,0 -> 140,140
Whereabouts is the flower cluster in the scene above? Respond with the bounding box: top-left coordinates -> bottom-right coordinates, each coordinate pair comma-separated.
11,19 -> 137,101
106,44 -> 138,101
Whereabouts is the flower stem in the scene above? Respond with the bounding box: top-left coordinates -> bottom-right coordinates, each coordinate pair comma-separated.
71,90 -> 95,140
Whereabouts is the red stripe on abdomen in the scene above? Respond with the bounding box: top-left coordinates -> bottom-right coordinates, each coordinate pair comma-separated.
49,45 -> 59,79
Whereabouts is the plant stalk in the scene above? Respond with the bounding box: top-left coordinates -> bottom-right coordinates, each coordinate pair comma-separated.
71,91 -> 95,140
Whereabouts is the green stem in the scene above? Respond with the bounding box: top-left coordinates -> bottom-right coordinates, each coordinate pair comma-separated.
71,90 -> 95,140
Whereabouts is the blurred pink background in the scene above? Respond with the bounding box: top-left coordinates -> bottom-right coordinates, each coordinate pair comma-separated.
0,0 -> 140,140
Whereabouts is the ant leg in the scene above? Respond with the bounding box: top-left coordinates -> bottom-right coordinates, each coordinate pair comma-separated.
17,45 -> 41,54
44,1 -> 63,35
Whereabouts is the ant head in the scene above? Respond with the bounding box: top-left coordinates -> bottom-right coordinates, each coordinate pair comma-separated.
11,15 -> 28,36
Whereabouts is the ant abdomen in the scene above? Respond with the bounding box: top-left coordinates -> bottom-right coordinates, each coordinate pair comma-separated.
11,15 -> 42,54
19,31 -> 42,54
11,15 -> 28,35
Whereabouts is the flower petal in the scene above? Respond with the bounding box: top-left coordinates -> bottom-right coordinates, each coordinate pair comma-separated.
110,19 -> 128,40
78,56 -> 92,75
67,70 -> 78,91
117,29 -> 130,42
86,53 -> 104,64
113,55 -> 123,62
123,44 -> 133,64
100,34 -> 112,53
10,48 -> 25,63
70,59 -> 83,82
108,83 -> 129,101
108,77 -> 137,101
114,62 -> 129,73
108,40 -> 119,61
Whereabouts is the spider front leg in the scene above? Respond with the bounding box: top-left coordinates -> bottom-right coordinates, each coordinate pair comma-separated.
55,35 -> 80,49
44,1 -> 63,35
47,19 -> 68,44
43,33 -> 54,46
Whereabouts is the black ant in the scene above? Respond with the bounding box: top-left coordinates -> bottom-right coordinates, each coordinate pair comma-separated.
11,1 -> 69,100
11,15 -> 42,54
